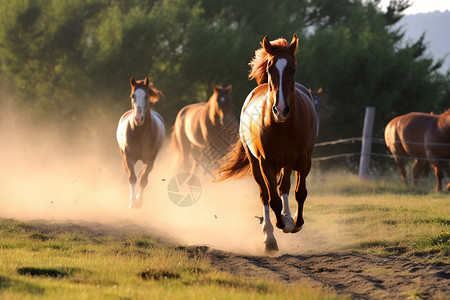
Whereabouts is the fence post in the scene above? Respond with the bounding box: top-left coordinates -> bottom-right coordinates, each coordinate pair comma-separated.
358,106 -> 376,181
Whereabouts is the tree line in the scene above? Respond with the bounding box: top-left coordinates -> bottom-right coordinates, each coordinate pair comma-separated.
0,0 -> 448,168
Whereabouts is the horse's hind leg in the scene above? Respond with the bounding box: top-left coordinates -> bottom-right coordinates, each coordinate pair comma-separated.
447,162 -> 450,191
278,167 -> 295,230
412,159 -> 425,187
293,162 -> 309,234
394,155 -> 408,186
249,156 -> 278,253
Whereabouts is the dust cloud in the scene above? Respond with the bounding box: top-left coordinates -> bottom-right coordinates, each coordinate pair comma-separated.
0,104 -> 334,256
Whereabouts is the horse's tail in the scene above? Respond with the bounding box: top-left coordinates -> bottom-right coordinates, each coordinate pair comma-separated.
216,138 -> 251,181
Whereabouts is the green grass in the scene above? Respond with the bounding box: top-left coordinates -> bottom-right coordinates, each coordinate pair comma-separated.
305,173 -> 450,259
0,219 -> 343,300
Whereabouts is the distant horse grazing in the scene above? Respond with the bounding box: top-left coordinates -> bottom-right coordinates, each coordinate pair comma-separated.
385,110 -> 450,192
116,76 -> 165,208
172,85 -> 236,175
218,35 -> 317,253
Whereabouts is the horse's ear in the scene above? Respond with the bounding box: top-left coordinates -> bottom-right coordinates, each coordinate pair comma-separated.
144,76 -> 149,86
130,76 -> 136,87
262,36 -> 272,53
288,34 -> 298,55
317,87 -> 322,93
226,85 -> 232,92
213,85 -> 221,92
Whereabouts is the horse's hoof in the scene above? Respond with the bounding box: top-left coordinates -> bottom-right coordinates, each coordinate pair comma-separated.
291,225 -> 303,233
282,215 -> 295,233
264,238 -> 279,254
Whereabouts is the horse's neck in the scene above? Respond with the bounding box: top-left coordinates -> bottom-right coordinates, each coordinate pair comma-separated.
438,113 -> 450,130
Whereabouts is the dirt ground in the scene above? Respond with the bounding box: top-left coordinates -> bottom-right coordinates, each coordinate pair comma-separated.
198,247 -> 450,299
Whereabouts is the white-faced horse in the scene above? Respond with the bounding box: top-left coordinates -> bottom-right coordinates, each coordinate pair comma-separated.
116,76 -> 165,208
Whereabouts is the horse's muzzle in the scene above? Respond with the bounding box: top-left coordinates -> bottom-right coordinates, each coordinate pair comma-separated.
134,114 -> 144,126
272,105 -> 290,122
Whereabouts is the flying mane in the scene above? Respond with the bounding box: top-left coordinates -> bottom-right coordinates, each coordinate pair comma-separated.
131,79 -> 163,103
248,38 -> 297,85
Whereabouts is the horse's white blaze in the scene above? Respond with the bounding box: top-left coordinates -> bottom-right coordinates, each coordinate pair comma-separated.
275,58 -> 287,113
133,89 -> 147,121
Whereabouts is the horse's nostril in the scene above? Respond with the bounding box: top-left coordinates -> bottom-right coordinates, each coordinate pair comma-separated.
272,106 -> 278,115
283,106 -> 290,116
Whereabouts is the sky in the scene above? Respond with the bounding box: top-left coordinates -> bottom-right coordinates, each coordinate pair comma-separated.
380,0 -> 450,14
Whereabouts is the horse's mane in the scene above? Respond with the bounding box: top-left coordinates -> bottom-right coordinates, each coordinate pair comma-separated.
134,80 -> 163,103
248,38 -> 293,85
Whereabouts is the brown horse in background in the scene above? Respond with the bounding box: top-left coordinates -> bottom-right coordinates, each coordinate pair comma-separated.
309,88 -> 330,135
172,85 -> 237,176
385,109 -> 450,192
117,76 -> 165,208
218,35 -> 317,253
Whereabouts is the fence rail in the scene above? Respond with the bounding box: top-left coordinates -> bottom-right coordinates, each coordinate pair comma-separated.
312,137 -> 450,163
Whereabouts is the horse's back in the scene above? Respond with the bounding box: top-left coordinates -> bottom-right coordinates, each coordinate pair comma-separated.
173,102 -> 208,148
386,112 -> 437,158
295,85 -> 317,147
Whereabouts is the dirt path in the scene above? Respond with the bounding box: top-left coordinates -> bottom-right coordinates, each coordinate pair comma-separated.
181,246 -> 450,299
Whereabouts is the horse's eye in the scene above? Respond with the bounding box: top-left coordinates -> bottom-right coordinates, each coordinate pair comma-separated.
132,94 -> 135,100
293,69 -> 296,74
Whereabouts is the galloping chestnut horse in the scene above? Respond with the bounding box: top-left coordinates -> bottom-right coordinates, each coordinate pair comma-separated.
116,76 -> 165,208
172,85 -> 236,175
218,35 -> 317,253
385,110 -> 450,192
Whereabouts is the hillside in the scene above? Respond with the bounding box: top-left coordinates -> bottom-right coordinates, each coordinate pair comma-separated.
397,10 -> 450,72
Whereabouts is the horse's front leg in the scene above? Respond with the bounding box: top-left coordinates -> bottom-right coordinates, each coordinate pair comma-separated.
124,157 -> 138,209
249,155 -> 278,253
137,159 -> 155,208
278,167 -> 295,233
259,159 -> 294,233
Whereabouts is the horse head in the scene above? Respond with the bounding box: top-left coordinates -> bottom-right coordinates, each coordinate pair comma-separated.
262,34 -> 298,122
129,76 -> 161,126
209,84 -> 233,126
